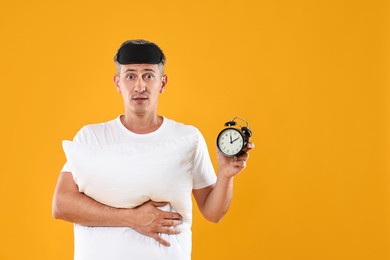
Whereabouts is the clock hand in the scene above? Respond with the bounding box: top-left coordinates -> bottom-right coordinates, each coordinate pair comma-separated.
232,137 -> 240,143
230,133 -> 233,144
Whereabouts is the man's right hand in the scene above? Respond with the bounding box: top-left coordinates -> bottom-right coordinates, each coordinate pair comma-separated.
130,200 -> 183,247
52,172 -> 182,248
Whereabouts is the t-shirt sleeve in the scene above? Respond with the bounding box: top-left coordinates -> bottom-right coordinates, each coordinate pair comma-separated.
60,126 -> 92,173
192,129 -> 217,189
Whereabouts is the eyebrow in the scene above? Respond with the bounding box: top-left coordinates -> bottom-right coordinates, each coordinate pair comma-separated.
123,68 -> 156,73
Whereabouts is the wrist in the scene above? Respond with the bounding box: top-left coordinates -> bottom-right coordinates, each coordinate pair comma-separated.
217,171 -> 235,183
117,207 -> 138,228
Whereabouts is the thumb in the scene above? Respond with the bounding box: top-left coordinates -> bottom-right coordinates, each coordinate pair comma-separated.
151,201 -> 169,207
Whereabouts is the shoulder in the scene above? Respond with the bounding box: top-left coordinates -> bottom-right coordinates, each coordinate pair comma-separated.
162,118 -> 208,150
79,117 -> 117,135
73,117 -> 119,144
163,117 -> 201,138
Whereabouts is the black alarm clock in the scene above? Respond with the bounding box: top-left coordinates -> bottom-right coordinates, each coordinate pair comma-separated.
216,117 -> 252,157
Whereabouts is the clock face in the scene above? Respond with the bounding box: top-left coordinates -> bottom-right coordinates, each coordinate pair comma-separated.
217,128 -> 244,156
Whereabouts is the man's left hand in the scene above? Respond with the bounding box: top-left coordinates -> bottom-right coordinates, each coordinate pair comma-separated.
217,142 -> 255,179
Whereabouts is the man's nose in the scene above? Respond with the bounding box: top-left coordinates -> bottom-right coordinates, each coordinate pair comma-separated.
134,77 -> 146,92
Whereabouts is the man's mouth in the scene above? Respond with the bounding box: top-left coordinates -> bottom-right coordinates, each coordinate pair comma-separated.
132,96 -> 148,103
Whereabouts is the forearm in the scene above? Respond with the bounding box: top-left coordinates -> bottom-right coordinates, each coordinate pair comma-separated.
53,190 -> 131,227
200,173 -> 235,223
198,146 -> 253,222
52,172 -> 135,227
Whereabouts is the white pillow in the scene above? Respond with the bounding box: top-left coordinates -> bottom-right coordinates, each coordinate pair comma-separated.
62,139 -> 195,220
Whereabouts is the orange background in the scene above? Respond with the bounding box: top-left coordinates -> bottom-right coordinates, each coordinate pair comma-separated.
0,0 -> 389,259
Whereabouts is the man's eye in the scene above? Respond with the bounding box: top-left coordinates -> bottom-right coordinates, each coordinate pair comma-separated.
126,75 -> 135,80
144,74 -> 154,80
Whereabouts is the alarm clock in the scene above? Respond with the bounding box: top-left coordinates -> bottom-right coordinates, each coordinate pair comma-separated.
216,117 -> 252,157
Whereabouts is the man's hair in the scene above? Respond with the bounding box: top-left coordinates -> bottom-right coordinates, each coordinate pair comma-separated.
114,39 -> 166,76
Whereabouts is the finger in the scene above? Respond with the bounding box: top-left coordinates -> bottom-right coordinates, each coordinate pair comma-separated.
151,201 -> 169,207
161,219 -> 183,227
231,160 -> 246,169
246,142 -> 255,152
159,226 -> 181,235
231,154 -> 247,163
162,211 -> 183,220
151,234 -> 171,247
237,152 -> 249,161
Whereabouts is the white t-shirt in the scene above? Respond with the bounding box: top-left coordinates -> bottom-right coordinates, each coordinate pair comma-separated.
61,116 -> 217,260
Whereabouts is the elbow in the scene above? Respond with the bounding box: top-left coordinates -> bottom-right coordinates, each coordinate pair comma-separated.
52,193 -> 67,220
208,217 -> 223,224
52,172 -> 78,221
204,212 -> 226,224
52,203 -> 63,220
52,208 -> 61,220
52,201 -> 62,220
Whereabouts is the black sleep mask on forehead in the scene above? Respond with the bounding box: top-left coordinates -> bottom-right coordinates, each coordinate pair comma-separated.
116,43 -> 163,65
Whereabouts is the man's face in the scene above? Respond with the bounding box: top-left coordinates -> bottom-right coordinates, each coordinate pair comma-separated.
114,64 -> 167,116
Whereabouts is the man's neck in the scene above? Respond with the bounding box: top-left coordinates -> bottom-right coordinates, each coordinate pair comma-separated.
120,113 -> 163,134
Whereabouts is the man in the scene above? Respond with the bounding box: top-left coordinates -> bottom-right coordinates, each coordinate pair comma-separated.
52,39 -> 254,260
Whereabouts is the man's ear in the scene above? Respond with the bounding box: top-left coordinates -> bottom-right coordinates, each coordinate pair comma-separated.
160,75 -> 168,93
113,74 -> 121,93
